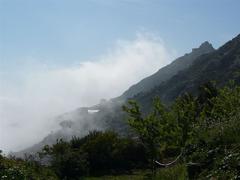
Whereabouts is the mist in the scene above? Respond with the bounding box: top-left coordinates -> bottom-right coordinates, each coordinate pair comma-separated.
0,33 -> 174,152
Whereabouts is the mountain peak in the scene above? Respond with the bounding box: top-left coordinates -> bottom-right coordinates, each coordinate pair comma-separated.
192,41 -> 215,53
200,41 -> 213,49
118,39 -> 215,100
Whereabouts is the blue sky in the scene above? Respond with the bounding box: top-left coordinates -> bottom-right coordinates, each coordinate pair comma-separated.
1,0 -> 240,69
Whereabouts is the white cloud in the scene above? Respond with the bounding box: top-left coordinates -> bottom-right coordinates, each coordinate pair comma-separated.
0,33 -> 174,152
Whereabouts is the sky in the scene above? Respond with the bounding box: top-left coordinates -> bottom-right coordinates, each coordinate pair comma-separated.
1,0 -> 240,68
0,0 -> 240,152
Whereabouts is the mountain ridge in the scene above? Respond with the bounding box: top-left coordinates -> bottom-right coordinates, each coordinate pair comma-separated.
117,41 -> 215,100
133,34 -> 240,110
13,34 -> 240,157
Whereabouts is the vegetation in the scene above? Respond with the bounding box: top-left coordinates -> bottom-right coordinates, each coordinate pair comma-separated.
0,150 -> 57,179
121,81 -> 240,179
1,82 -> 240,179
122,98 -> 180,174
40,131 -> 147,179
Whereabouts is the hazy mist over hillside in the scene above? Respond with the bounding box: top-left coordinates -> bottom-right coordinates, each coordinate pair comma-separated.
1,0 -> 239,154
0,33 -> 174,152
1,1 -> 240,179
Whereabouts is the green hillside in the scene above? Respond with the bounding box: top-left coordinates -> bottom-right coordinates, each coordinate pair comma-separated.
134,34 -> 240,111
3,34 -> 240,180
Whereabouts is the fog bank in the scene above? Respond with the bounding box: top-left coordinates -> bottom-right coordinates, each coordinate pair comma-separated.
0,34 -> 174,152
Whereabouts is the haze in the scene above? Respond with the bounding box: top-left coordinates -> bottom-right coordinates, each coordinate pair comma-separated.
0,34 -> 173,152
1,0 -> 240,152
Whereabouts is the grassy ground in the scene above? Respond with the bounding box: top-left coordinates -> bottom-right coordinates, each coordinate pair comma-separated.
84,164 -> 188,180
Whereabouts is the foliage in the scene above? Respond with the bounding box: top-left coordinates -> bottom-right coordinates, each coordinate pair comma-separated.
124,81 -> 240,179
172,93 -> 198,147
1,82 -> 240,179
40,131 -> 147,178
185,82 -> 240,179
0,152 -> 57,180
123,98 -> 180,174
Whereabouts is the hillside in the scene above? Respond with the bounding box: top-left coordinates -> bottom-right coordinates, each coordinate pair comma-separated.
117,41 -> 215,100
14,34 -> 240,157
134,34 -> 240,110
13,41 -> 213,156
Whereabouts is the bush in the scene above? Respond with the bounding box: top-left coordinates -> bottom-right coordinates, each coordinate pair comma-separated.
41,131 -> 148,178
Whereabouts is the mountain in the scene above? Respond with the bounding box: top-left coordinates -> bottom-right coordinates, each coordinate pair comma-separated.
14,42 -> 213,156
117,41 -> 215,100
134,34 -> 240,110
13,100 -> 126,157
14,34 -> 240,157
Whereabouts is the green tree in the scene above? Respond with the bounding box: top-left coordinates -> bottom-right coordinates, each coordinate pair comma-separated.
173,93 -> 198,147
123,98 -> 180,175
